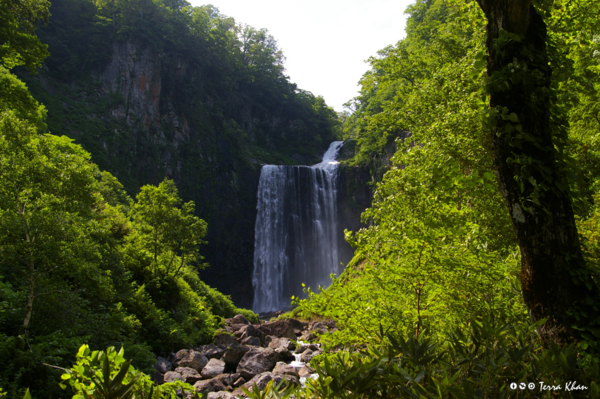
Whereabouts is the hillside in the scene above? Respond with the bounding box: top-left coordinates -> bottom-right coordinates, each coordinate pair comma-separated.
17,0 -> 342,307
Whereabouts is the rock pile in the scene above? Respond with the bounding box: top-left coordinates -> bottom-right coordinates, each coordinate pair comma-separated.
152,315 -> 335,398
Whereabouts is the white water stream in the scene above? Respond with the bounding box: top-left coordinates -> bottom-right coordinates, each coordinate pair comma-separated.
252,142 -> 344,313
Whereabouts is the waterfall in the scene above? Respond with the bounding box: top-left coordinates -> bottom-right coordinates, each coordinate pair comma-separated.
252,141 -> 344,313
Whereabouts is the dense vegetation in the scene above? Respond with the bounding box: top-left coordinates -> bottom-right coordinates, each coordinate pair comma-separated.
286,0 -> 600,397
0,0 -> 344,397
20,0 -> 341,176
2,0 -> 600,397
11,0 -> 343,309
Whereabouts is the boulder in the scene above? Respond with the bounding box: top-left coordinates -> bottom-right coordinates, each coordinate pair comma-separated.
164,371 -> 183,383
286,318 -> 305,332
241,336 -> 261,347
233,376 -> 246,387
294,345 -> 307,354
201,358 -> 226,379
155,356 -> 172,374
221,343 -> 250,368
233,372 -> 298,397
309,321 -> 335,336
298,366 -> 314,378
150,372 -> 164,384
267,337 -> 294,351
236,347 -> 279,381
239,324 -> 266,345
231,314 -> 251,325
207,392 -> 234,399
299,330 -> 314,342
174,367 -> 202,384
229,324 -> 249,333
194,377 -> 227,394
272,362 -> 299,377
202,343 -> 225,359
257,320 -> 295,340
274,347 -> 294,361
175,349 -> 209,372
214,333 -> 238,348
301,348 -> 322,363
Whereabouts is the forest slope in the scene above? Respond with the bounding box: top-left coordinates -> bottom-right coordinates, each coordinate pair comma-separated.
17,0 -> 342,307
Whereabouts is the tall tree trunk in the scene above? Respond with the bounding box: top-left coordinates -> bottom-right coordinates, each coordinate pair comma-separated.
474,0 -> 599,345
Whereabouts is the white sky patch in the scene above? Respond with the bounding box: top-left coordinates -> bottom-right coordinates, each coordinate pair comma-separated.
188,0 -> 415,111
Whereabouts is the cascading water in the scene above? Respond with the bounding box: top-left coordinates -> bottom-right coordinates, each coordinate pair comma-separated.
252,141 -> 344,313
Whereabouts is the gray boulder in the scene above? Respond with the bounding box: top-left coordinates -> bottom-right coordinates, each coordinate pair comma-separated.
164,371 -> 183,383
272,362 -> 299,377
236,347 -> 279,380
214,333 -> 238,348
274,347 -> 294,361
175,349 -> 209,372
202,343 -> 225,359
231,314 -> 251,325
207,392 -> 234,399
221,343 -> 250,368
257,320 -> 296,340
267,337 -> 294,351
233,376 -> 246,387
298,366 -> 314,378
194,376 -> 227,394
301,348 -> 322,363
174,367 -> 202,384
155,356 -> 172,374
233,372 -> 298,397
201,358 -> 226,379
239,324 -> 266,345
241,336 -> 261,347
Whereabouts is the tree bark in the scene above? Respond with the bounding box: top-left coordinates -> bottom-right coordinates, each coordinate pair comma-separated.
474,0 -> 599,345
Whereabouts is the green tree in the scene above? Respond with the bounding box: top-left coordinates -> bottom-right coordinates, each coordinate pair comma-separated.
474,0 -> 600,346
129,179 -> 207,281
0,110 -> 100,345
0,0 -> 50,71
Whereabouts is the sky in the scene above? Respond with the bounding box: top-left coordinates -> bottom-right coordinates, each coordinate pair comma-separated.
188,0 -> 415,112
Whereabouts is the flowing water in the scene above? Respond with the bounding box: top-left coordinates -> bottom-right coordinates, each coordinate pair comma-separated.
252,141 -> 344,313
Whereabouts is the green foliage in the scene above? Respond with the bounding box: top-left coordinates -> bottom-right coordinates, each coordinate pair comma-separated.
281,315 -> 599,398
291,0 -> 600,397
20,0 -> 340,171
0,0 -> 50,71
129,179 -> 208,281
60,345 -> 199,399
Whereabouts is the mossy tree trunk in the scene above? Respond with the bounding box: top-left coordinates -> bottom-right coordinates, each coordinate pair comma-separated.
475,0 -> 599,345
